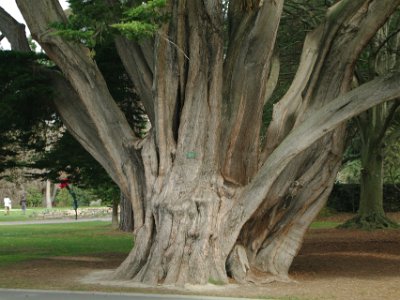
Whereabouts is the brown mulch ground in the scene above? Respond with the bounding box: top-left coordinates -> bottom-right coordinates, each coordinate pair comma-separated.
0,213 -> 399,300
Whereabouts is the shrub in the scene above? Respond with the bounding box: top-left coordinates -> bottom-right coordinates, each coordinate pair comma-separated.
26,187 -> 43,207
328,184 -> 400,212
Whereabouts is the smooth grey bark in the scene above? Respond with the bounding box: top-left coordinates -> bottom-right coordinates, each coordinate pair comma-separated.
13,0 -> 400,286
231,0 -> 400,281
0,6 -> 30,51
114,37 -> 155,125
45,180 -> 53,209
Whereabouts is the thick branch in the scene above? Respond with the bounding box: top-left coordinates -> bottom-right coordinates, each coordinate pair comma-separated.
262,0 -> 400,162
221,71 -> 400,255
0,6 -> 30,51
114,37 -> 155,124
222,0 -> 284,184
374,101 -> 400,146
46,69 -> 121,184
16,0 -> 146,228
383,100 -> 400,145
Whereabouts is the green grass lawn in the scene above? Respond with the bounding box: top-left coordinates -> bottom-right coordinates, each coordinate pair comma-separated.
0,221 -> 133,266
0,207 -> 110,222
0,209 -> 341,268
0,207 -> 70,222
309,221 -> 341,229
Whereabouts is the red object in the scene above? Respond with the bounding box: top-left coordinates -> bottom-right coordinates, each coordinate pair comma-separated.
59,178 -> 70,189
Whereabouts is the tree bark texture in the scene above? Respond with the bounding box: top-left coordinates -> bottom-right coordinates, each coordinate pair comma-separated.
111,198 -> 119,229
0,6 -> 30,51
341,102 -> 400,229
350,17 -> 400,229
360,138 -> 385,217
119,192 -> 134,232
14,0 -> 400,286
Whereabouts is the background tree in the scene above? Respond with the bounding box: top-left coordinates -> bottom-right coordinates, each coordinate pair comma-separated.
7,0 -> 400,286
384,124 -> 400,190
340,12 -> 400,229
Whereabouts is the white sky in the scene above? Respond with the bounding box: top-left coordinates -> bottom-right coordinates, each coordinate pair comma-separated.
0,0 -> 70,49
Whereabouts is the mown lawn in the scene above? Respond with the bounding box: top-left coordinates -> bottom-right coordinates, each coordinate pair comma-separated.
0,221 -> 133,266
0,207 -> 72,222
0,212 -> 342,268
309,221 -> 341,229
0,207 -> 110,222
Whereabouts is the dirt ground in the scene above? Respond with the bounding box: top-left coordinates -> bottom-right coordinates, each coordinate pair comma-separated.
1,213 -> 400,300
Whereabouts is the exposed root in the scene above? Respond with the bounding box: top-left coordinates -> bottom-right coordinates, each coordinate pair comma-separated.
245,268 -> 296,285
339,213 -> 400,230
226,244 -> 250,283
227,244 -> 296,285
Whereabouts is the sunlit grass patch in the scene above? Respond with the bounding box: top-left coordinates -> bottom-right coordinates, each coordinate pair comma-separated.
0,222 -> 132,266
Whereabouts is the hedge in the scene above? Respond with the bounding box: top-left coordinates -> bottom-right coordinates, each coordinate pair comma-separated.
327,184 -> 400,212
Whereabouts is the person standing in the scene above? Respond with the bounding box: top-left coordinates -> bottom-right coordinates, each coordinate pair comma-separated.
3,197 -> 11,215
20,193 -> 27,215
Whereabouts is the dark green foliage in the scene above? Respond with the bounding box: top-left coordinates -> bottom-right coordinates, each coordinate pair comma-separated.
26,187 -> 43,207
328,184 -> 400,212
53,0 -> 119,47
0,51 -> 55,172
53,0 -> 166,48
0,51 -> 53,130
112,0 -> 167,40
1,31 -> 145,203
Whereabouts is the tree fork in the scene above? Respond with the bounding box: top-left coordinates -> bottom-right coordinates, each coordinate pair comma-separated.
13,0 -> 400,286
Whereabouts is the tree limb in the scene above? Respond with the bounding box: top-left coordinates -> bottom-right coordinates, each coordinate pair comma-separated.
222,71 -> 400,255
0,6 -> 30,51
114,37 -> 155,124
16,0 -> 146,229
375,100 -> 400,146
222,0 -> 284,184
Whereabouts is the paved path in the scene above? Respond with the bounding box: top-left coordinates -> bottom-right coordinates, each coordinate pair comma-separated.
0,289 -> 255,300
0,217 -> 111,226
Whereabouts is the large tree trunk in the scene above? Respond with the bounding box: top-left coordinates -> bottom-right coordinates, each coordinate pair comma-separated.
359,135 -> 385,216
341,103 -> 400,229
342,17 -> 400,230
45,179 -> 53,209
111,198 -> 119,229
14,0 -> 400,286
119,192 -> 134,232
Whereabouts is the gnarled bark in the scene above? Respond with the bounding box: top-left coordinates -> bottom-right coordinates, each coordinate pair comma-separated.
13,0 -> 400,286
222,0 -> 284,185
